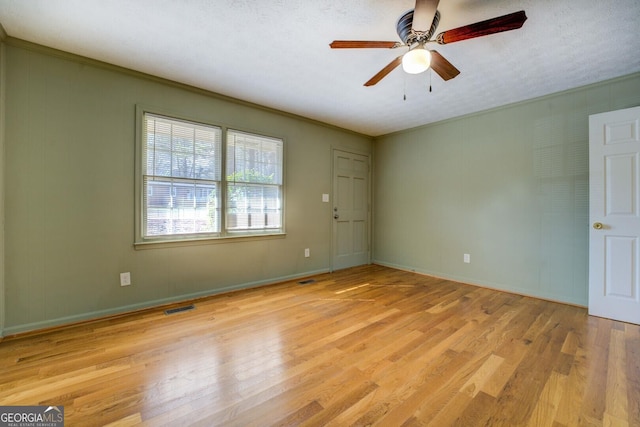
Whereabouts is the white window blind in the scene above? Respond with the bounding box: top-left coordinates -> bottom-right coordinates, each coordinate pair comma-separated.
226,130 -> 283,231
142,113 -> 222,238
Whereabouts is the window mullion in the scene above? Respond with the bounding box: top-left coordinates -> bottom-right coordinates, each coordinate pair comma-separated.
221,126 -> 227,236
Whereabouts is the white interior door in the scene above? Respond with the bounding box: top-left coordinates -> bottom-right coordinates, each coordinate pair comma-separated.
588,106 -> 640,325
332,149 -> 370,270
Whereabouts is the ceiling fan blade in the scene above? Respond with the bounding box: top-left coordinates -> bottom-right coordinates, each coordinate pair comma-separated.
429,50 -> 460,81
330,40 -> 399,49
364,56 -> 403,86
436,10 -> 527,44
412,0 -> 440,32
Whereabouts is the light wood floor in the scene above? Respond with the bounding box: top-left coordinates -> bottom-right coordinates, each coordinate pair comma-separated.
1,265 -> 638,426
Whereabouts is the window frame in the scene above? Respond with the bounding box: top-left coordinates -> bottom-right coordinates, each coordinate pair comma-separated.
134,106 -> 286,247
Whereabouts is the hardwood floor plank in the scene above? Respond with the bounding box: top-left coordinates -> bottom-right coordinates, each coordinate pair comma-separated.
481,342 -> 529,398
460,353 -> 505,398
605,328 -> 629,422
450,390 -> 497,427
374,349 -> 474,426
580,317 -> 613,423
1,265 -> 639,426
526,371 -> 568,427
625,324 -> 640,426
104,413 -> 143,427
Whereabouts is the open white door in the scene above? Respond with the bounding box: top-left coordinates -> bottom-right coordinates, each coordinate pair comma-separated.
588,106 -> 640,325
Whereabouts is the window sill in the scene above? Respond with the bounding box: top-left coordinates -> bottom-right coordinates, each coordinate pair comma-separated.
134,232 -> 286,250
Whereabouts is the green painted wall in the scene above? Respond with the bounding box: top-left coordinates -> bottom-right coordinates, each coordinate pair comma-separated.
0,35 -> 6,335
373,73 -> 640,306
2,40 -> 372,335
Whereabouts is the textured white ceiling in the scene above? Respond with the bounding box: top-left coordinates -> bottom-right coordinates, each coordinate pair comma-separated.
1,0 -> 639,136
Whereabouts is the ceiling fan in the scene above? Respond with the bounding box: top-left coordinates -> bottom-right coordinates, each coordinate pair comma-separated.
330,0 -> 527,86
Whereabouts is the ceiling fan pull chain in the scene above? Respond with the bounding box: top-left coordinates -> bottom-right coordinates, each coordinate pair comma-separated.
403,75 -> 407,100
429,69 -> 433,92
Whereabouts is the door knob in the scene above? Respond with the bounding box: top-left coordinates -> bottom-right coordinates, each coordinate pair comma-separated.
334,213 -> 339,219
593,222 -> 603,230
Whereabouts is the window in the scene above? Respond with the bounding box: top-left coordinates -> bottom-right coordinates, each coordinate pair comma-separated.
226,130 -> 283,232
137,110 -> 284,244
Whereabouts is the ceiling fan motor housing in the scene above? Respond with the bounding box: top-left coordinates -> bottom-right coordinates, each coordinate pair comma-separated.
396,9 -> 440,45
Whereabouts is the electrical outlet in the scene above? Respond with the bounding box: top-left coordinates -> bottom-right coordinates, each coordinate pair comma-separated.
120,272 -> 131,286
463,254 -> 471,264
304,248 -> 310,258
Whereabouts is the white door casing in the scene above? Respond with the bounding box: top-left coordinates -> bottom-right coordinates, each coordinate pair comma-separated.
332,149 -> 370,270
588,106 -> 640,325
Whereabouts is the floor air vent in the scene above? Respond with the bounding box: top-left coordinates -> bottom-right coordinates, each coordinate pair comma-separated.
164,304 -> 195,315
298,279 -> 316,285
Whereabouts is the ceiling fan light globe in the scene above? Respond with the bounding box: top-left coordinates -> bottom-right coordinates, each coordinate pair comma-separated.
402,48 -> 431,74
